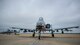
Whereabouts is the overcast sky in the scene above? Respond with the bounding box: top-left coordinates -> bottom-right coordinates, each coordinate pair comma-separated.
0,0 -> 80,32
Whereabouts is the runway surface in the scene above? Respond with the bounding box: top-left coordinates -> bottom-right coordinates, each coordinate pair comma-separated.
0,34 -> 80,45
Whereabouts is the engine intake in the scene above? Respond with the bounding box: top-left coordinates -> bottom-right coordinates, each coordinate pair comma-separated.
46,24 -> 51,29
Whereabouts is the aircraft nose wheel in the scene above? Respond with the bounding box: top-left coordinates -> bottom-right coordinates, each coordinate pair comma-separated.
38,30 -> 41,40
38,35 -> 40,40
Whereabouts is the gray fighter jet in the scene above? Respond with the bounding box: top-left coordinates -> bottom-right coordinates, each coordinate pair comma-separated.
11,17 -> 79,40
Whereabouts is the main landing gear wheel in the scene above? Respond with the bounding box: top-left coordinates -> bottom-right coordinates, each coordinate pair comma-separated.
32,31 -> 35,37
51,31 -> 54,37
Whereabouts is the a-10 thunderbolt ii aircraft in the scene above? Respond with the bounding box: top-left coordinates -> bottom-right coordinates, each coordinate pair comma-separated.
11,17 -> 79,40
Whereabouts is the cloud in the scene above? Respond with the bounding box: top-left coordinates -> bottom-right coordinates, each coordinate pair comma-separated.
0,0 -> 80,32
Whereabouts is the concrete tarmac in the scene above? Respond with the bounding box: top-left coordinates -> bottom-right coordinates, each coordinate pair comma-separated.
0,34 -> 80,45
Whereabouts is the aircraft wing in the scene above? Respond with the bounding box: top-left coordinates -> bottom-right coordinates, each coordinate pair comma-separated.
54,26 -> 79,30
11,27 -> 34,32
53,26 -> 79,34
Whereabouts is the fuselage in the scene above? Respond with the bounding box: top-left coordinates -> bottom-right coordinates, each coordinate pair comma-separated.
36,17 -> 46,31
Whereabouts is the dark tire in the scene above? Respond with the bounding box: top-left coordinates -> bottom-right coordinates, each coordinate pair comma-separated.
52,33 -> 54,37
38,35 -> 40,40
32,31 -> 35,37
51,31 -> 54,37
38,30 -> 41,40
62,31 -> 64,34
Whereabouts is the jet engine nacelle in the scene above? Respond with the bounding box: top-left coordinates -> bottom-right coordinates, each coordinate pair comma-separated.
46,24 -> 51,29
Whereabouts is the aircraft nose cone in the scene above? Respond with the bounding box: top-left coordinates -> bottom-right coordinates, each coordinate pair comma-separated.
39,17 -> 43,21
